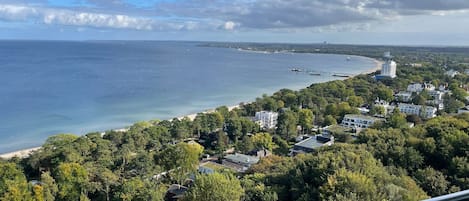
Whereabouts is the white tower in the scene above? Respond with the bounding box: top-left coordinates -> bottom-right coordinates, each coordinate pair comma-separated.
380,52 -> 397,78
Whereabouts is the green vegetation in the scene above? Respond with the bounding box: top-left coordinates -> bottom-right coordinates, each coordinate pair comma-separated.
1,44 -> 469,200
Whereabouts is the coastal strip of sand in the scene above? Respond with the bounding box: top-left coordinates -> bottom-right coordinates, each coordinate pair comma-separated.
366,59 -> 384,74
1,57 -> 381,160
0,147 -> 41,160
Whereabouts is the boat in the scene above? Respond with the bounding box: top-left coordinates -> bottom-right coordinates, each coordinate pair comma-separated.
346,56 -> 351,61
291,68 -> 302,72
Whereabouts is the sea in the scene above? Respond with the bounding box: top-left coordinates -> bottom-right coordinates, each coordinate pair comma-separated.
0,41 -> 376,153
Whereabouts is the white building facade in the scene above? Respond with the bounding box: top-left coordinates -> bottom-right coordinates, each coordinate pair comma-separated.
255,111 -> 278,129
380,52 -> 397,78
381,60 -> 397,78
341,114 -> 383,129
407,83 -> 436,93
397,103 -> 437,119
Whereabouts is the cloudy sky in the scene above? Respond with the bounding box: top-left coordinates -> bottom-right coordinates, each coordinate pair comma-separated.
1,0 -> 469,45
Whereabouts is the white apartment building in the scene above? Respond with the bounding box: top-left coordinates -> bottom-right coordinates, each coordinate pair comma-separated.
381,59 -> 397,78
428,90 -> 444,101
407,83 -> 435,93
397,103 -> 437,119
255,111 -> 278,129
341,114 -> 383,129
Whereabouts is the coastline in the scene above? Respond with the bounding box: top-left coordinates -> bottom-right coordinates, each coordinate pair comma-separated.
0,104 -> 243,159
0,56 -> 381,160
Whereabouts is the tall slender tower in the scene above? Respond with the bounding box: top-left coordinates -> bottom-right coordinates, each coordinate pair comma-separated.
380,52 -> 397,78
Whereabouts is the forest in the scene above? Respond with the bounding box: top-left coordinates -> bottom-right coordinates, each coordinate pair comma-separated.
1,44 -> 468,201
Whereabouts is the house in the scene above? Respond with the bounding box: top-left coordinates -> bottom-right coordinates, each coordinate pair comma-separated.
445,69 -> 460,78
198,161 -> 231,174
397,103 -> 437,119
222,153 -> 260,172
254,111 -> 278,129
247,148 -> 271,158
341,114 -> 383,129
407,83 -> 435,93
290,134 -> 334,155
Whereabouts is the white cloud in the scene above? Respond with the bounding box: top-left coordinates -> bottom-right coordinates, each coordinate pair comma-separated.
0,4 -> 37,21
42,11 -> 154,30
224,21 -> 236,30
0,4 -> 162,30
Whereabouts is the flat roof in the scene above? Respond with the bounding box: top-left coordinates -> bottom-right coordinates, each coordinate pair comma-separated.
343,114 -> 381,121
224,153 -> 259,165
295,135 -> 329,150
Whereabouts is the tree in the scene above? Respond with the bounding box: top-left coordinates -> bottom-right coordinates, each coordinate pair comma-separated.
370,105 -> 386,116
55,163 -> 89,201
117,178 -> 165,201
39,171 -> 58,201
414,167 -> 449,197
225,116 -> 242,142
272,135 -> 290,156
96,168 -> 118,201
375,86 -> 394,102
0,162 -> 32,201
387,108 -> 408,128
242,175 -> 278,201
276,110 -> 298,140
183,173 -> 244,201
412,94 -> 427,105
298,109 -> 314,134
320,169 -> 377,201
237,136 -> 254,153
156,142 -> 203,183
323,115 -> 337,127
207,112 -> 224,132
251,133 -> 275,151
347,95 -> 364,107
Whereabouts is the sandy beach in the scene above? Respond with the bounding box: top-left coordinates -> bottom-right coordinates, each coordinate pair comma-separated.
0,56 -> 381,160
0,147 -> 41,160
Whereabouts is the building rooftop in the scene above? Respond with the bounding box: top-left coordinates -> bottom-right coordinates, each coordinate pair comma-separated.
294,135 -> 332,150
343,114 -> 381,121
224,153 -> 259,165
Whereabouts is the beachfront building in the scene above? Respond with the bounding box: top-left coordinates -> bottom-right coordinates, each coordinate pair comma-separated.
379,52 -> 397,78
290,134 -> 334,155
341,114 -> 383,129
254,111 -> 278,129
397,103 -> 437,119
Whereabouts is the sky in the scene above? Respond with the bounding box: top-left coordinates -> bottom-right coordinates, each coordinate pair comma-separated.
1,0 -> 469,45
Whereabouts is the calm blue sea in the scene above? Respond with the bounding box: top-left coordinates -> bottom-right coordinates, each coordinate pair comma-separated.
0,41 -> 376,153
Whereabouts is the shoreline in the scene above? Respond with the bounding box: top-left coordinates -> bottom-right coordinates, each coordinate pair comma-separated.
0,56 -> 381,160
0,104 -> 243,159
